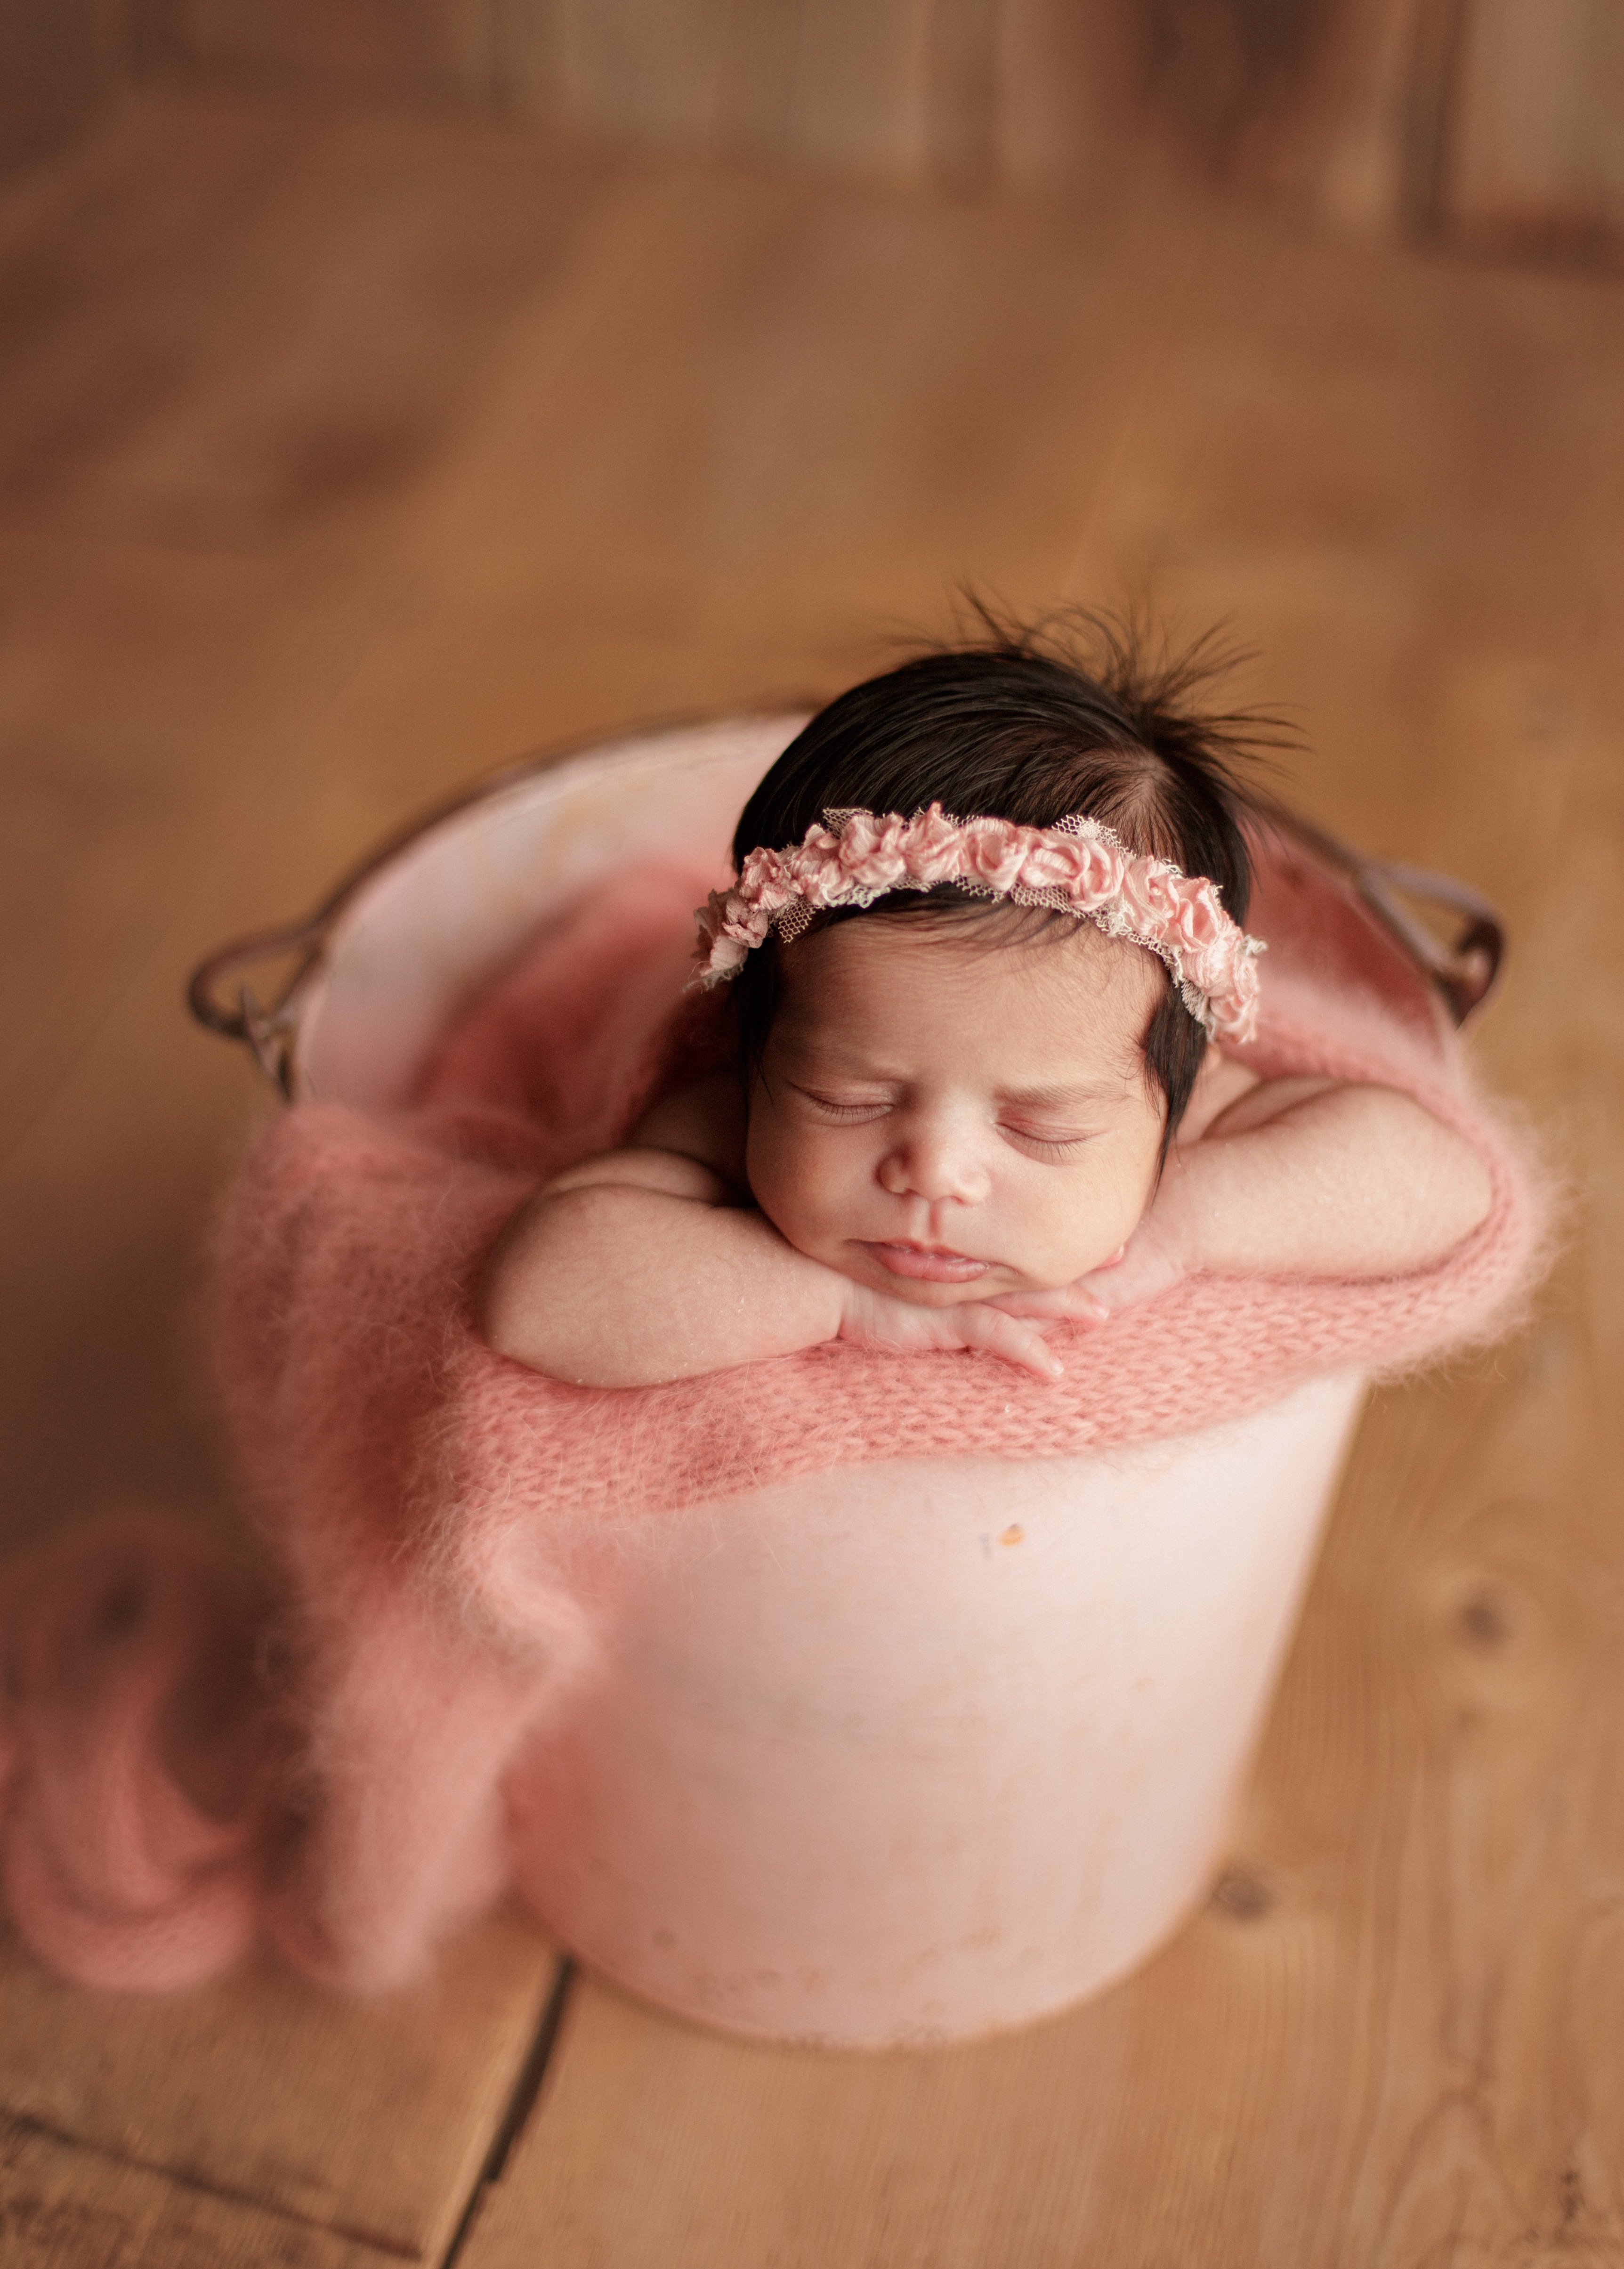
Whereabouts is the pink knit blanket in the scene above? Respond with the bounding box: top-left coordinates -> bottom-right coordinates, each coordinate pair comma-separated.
0,850 -> 1550,1995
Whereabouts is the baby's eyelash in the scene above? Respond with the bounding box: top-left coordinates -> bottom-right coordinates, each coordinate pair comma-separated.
1000,1125 -> 1095,1155
796,1086 -> 891,1119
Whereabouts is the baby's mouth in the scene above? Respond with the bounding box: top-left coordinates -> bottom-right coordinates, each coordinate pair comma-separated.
859,1240 -> 992,1285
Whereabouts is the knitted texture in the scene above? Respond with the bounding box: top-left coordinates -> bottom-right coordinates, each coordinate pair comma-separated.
0,847 -> 1551,1993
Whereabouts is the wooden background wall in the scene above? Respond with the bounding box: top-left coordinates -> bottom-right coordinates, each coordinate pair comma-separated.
3,0 -> 1621,264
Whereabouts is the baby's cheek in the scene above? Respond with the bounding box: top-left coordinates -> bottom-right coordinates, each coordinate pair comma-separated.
745,1124 -> 828,1255
1041,1167 -> 1156,1283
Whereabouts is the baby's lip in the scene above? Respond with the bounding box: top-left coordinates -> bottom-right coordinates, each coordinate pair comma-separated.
859,1240 -> 992,1284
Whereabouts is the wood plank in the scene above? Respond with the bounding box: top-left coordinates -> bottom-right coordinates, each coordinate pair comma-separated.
118,0 -> 1624,262
0,1909 -> 560,2261
0,2114 -> 391,2268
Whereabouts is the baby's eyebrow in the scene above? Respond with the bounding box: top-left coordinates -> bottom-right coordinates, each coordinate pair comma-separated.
995,1081 -> 1123,1108
780,1049 -> 896,1081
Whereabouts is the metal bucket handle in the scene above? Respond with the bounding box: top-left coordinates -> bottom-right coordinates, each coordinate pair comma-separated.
186,917 -> 329,1092
1258,804 -> 1503,1024
182,745 -> 550,1092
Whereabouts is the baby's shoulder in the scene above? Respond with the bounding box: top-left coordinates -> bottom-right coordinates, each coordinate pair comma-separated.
1181,1050 -> 1338,1146
627,1069 -> 748,1190
1180,1050 -> 1264,1144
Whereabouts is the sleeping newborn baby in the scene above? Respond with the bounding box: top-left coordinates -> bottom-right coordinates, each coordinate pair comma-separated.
479,628 -> 1490,1386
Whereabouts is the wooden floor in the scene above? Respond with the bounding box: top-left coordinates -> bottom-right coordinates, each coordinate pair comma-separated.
1,82 -> 1622,2269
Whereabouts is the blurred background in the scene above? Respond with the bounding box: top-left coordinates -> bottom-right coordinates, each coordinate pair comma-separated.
1,6 -> 1622,2261
8,0 -> 1624,236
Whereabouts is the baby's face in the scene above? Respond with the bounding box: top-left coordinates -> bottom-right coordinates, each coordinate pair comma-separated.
745,914 -> 1168,1305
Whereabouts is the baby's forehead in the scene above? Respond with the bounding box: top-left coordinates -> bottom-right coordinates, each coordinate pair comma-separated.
779,906 -> 1157,998
772,913 -> 1161,1063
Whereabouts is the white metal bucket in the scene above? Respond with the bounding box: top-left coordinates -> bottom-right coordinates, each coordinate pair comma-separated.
503,1387 -> 1361,2045
194,720 -> 1497,2043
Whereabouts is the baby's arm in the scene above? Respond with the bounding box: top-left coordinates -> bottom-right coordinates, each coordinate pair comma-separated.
479,1077 -> 1060,1387
480,1146 -> 843,1386
1154,1075 -> 1493,1276
1015,1066 -> 1495,1322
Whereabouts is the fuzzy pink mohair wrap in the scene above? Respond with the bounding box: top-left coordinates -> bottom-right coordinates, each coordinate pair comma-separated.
0,851 -> 1551,1993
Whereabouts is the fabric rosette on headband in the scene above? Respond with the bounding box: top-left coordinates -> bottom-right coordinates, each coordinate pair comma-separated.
693,803 -> 1265,1042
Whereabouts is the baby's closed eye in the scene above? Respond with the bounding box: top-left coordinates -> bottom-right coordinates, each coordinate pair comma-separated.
792,1079 -> 1109,1155
792,1084 -> 895,1122
998,1123 -> 1099,1157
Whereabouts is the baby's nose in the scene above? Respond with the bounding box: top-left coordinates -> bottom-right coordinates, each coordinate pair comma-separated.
878,1123 -> 989,1205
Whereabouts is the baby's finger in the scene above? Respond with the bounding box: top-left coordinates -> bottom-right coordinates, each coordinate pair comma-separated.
960,1304 -> 1066,1381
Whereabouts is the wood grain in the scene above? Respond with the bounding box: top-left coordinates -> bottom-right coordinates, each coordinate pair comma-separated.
0,1909 -> 560,2260
0,2114 -> 394,2269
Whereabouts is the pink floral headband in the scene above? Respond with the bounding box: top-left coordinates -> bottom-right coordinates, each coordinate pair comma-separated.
693,804 -> 1265,1042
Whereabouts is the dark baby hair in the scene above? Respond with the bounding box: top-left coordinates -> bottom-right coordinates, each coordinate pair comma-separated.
731,611 -> 1276,1156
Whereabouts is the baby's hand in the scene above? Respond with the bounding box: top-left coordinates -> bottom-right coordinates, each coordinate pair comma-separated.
988,1215 -> 1187,1329
838,1281 -> 1066,1382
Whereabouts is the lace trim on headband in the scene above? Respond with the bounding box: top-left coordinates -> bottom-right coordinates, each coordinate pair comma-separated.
693,804 -> 1265,1042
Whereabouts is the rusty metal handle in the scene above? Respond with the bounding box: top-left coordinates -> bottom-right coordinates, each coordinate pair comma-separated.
1255,803 -> 1505,1026
1351,857 -> 1503,1025
186,916 -> 327,1089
